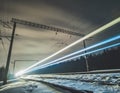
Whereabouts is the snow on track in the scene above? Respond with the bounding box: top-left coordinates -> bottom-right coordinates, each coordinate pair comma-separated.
21,73 -> 120,93
0,72 -> 120,93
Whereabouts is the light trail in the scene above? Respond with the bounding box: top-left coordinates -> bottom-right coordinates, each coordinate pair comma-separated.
26,17 -> 120,70
15,17 -> 120,76
32,42 -> 120,71
35,35 -> 120,67
16,41 -> 120,76
22,35 -> 120,74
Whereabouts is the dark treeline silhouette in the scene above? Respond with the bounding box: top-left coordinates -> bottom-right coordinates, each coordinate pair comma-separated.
0,67 -> 13,81
28,46 -> 120,74
0,67 -> 5,81
88,47 -> 120,70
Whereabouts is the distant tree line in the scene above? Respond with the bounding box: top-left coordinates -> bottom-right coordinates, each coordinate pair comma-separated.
28,46 -> 120,74
0,67 -> 14,81
87,47 -> 120,70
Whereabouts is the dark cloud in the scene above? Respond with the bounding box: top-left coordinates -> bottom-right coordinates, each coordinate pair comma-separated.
41,0 -> 120,25
1,0 -> 120,25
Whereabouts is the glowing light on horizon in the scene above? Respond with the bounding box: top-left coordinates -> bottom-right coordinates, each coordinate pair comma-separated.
15,70 -> 26,77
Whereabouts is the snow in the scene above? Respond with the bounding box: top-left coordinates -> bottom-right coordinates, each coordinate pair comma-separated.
21,73 -> 120,93
0,73 -> 120,93
0,81 -> 64,93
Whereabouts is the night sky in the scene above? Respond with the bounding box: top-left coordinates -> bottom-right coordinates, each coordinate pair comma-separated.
0,0 -> 120,73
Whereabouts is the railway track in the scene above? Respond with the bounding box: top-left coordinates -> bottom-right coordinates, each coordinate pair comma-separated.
1,70 -> 119,93
23,78 -> 93,93
19,71 -> 120,93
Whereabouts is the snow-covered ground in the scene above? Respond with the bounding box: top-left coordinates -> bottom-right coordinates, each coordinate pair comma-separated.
0,73 -> 120,93
0,80 -> 64,93
21,73 -> 120,93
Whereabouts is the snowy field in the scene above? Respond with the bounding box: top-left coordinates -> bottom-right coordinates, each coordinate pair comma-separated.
0,73 -> 120,93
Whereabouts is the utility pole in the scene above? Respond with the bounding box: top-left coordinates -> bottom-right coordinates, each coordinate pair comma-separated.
11,18 -> 84,37
3,22 -> 16,85
83,40 -> 89,72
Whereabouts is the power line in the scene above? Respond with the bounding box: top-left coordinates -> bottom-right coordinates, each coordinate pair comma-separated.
11,18 -> 85,37
0,20 -> 12,29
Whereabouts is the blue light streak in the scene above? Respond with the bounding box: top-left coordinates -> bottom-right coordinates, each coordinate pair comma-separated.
28,35 -> 120,71
21,17 -> 120,72
15,17 -> 120,76
37,42 -> 120,70
27,37 -> 120,73
46,35 -> 120,62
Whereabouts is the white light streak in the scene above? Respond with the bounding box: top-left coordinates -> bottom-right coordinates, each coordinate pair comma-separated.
35,42 -> 120,70
38,35 -> 120,66
30,35 -> 120,70
16,17 -> 120,76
